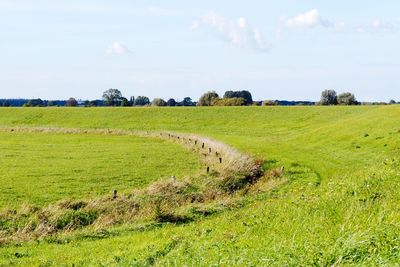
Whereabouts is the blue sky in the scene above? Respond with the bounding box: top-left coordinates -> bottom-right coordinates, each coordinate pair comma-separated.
0,0 -> 399,101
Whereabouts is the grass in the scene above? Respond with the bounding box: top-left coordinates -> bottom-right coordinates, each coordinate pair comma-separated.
0,106 -> 399,265
0,127 -> 262,244
0,130 -> 201,209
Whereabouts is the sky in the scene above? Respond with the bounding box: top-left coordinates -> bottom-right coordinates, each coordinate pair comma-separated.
0,0 -> 399,102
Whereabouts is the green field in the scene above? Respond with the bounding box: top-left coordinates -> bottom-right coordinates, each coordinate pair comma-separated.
0,106 -> 399,266
0,131 -> 201,209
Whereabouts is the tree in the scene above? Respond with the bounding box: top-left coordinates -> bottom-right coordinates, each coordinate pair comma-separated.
26,99 -> 44,107
320,90 -> 338,105
166,98 -> 176,106
48,101 -> 56,107
120,97 -> 129,106
129,96 -> 135,106
88,100 -> 98,107
152,98 -> 167,106
389,99 -> 397,105
102,89 -> 123,106
66,97 -> 78,107
223,90 -> 253,105
337,92 -> 358,105
181,97 -> 195,106
198,91 -> 219,106
134,96 -> 150,106
2,100 -> 10,107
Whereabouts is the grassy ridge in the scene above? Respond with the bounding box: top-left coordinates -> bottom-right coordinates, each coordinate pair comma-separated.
0,106 -> 399,265
0,131 -> 201,208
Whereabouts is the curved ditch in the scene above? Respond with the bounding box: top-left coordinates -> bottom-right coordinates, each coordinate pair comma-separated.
0,127 -> 265,244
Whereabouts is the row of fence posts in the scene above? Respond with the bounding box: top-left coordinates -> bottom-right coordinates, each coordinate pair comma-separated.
114,132 -> 224,199
161,132 -> 223,174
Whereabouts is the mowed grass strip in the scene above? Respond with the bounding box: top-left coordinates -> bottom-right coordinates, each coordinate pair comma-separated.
0,131 -> 201,209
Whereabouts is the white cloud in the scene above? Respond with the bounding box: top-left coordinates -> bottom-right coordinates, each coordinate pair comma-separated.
282,9 -> 397,35
192,11 -> 270,53
356,19 -> 396,34
282,9 -> 334,29
106,41 -> 130,55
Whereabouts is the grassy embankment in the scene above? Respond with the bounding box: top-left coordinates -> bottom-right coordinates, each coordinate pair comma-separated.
0,106 -> 399,266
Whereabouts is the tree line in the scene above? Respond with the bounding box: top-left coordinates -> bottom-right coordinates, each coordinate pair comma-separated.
101,89 -> 196,107
0,88 -> 398,107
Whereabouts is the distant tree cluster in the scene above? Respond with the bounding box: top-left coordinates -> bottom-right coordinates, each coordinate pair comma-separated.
319,90 -> 359,106
24,99 -> 45,107
1,88 -> 398,108
197,90 -> 253,106
100,89 -> 195,107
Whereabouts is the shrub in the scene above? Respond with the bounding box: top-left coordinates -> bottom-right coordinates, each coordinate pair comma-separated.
152,98 -> 167,106
262,100 -> 278,106
212,97 -> 246,106
198,91 -> 219,106
338,92 -> 358,105
223,90 -> 253,105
